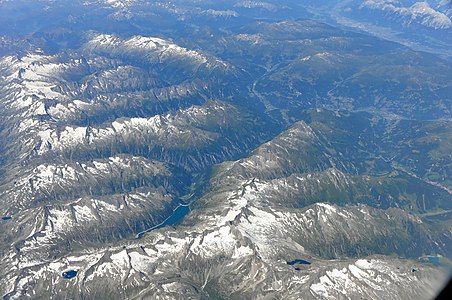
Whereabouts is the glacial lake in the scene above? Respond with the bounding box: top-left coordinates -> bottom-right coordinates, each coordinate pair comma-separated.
62,270 -> 78,279
287,259 -> 311,266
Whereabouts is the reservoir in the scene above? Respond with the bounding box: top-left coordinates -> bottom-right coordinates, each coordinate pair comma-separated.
136,205 -> 190,239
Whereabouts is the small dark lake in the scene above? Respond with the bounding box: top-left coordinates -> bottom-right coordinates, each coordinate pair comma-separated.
287,259 -> 311,266
62,270 -> 78,279
2,216 -> 12,221
136,205 -> 190,239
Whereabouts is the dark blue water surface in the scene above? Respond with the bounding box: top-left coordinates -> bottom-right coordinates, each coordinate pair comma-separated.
62,270 -> 78,279
159,205 -> 190,228
287,259 -> 311,266
136,205 -> 190,238
1,216 -> 12,221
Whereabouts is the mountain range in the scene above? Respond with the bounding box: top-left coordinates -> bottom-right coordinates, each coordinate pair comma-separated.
0,0 -> 451,299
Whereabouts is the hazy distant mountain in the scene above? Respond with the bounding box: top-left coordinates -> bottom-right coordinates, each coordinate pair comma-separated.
298,0 -> 452,59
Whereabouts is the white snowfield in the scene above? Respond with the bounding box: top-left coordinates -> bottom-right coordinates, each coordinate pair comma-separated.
86,33 -> 230,70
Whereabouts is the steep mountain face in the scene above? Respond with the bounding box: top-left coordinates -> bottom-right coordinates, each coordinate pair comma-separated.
0,0 -> 451,299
